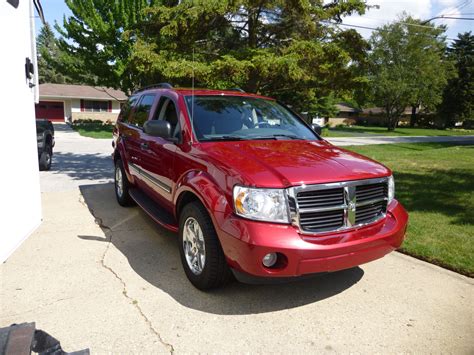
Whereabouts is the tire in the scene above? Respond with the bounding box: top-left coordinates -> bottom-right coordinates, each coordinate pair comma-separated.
39,145 -> 52,171
114,159 -> 135,207
179,201 -> 233,290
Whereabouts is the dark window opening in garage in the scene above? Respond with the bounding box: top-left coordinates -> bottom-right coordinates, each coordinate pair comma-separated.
83,100 -> 110,112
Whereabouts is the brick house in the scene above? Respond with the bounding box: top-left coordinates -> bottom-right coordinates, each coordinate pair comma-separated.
35,83 -> 127,123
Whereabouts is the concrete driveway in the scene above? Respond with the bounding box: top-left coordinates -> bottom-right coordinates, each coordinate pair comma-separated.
39,124 -> 113,192
1,125 -> 473,353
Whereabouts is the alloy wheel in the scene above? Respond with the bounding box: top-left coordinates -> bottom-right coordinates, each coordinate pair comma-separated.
182,217 -> 206,275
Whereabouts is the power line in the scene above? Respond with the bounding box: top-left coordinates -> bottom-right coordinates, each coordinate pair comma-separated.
434,0 -> 472,18
421,14 -> 474,24
437,16 -> 474,20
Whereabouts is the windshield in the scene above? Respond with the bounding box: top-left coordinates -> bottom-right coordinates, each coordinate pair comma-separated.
185,96 -> 319,142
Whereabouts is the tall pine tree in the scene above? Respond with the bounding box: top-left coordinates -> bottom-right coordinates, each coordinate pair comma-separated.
56,0 -> 157,90
37,23 -> 72,84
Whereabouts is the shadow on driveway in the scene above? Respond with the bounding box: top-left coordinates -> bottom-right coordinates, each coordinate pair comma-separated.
78,183 -> 363,315
50,152 -> 113,181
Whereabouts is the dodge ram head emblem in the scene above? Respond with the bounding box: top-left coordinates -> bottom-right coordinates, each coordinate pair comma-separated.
348,201 -> 356,211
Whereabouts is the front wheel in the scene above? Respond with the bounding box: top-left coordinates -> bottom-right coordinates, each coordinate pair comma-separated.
179,201 -> 232,290
114,159 -> 135,207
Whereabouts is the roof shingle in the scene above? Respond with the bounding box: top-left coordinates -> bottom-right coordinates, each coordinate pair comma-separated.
39,83 -> 127,101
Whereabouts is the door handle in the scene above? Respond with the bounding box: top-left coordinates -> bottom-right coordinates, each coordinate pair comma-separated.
140,142 -> 149,150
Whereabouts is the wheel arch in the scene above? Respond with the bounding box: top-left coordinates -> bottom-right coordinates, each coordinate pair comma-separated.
174,170 -> 233,226
45,133 -> 53,146
113,144 -> 135,184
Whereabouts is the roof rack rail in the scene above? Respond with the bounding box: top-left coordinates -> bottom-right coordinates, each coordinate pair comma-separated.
133,83 -> 173,94
228,87 -> 245,93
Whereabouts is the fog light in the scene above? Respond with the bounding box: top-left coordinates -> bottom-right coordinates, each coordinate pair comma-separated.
262,253 -> 278,268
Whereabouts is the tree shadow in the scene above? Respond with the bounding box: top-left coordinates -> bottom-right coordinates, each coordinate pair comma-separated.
49,152 -> 113,182
78,183 -> 364,315
395,168 -> 473,226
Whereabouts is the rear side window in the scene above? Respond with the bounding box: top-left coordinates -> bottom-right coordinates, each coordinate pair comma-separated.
120,96 -> 138,124
133,94 -> 156,127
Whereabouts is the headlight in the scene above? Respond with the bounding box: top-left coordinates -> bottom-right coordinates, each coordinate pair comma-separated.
388,175 -> 395,203
233,186 -> 289,223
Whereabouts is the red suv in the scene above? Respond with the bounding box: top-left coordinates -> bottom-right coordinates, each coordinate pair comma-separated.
112,83 -> 408,290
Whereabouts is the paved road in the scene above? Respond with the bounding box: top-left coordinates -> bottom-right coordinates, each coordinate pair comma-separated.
1,124 -> 472,353
326,135 -> 474,146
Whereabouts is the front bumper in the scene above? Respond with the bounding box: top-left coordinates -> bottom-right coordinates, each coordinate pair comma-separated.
216,200 -> 408,278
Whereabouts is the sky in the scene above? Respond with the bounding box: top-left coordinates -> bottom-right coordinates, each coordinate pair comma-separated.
35,0 -> 473,42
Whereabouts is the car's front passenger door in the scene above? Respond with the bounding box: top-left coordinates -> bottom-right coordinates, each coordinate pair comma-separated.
139,95 -> 181,209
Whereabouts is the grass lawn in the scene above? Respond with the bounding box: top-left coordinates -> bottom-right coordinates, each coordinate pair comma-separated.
321,125 -> 474,137
72,122 -> 114,139
346,142 -> 474,277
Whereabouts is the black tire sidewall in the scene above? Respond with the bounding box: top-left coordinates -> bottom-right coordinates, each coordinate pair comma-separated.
39,145 -> 52,171
114,159 -> 134,206
178,202 -> 230,290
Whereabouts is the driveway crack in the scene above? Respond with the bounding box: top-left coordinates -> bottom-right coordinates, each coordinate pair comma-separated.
78,195 -> 175,354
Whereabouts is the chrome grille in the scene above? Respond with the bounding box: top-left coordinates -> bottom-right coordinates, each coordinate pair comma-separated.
355,200 -> 387,225
297,188 -> 344,209
299,209 -> 345,232
288,177 -> 389,234
356,182 -> 387,203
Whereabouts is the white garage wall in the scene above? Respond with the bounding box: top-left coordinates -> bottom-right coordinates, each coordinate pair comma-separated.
0,0 -> 42,262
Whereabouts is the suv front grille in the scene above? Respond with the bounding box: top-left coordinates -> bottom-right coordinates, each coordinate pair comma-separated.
289,178 -> 389,234
297,188 -> 344,209
299,209 -> 345,232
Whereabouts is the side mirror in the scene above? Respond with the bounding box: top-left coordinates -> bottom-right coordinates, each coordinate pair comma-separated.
144,120 -> 171,139
311,124 -> 322,135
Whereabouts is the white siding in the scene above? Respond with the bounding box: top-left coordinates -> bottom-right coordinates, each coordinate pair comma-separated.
64,99 -> 72,120
0,0 -> 42,262
112,100 -> 121,113
71,98 -> 81,113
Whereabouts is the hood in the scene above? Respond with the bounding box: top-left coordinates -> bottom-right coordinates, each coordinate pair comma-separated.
198,139 -> 391,187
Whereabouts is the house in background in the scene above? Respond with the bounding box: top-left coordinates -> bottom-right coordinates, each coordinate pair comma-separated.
358,106 -> 413,126
36,83 -> 127,122
324,103 -> 360,127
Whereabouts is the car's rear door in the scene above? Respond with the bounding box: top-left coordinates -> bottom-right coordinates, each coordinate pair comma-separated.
115,95 -> 139,169
122,93 -> 157,182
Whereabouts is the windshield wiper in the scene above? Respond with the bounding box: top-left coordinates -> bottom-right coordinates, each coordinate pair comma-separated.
271,134 -> 301,140
200,135 -> 245,142
245,134 -> 302,140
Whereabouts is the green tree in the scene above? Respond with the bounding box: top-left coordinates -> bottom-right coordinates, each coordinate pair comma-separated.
37,22 -> 72,84
439,32 -> 474,127
368,15 -> 450,130
56,0 -> 157,90
127,0 -> 370,114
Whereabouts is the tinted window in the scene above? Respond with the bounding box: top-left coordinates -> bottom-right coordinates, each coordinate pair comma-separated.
120,96 -> 139,124
185,96 -> 318,142
133,94 -> 156,127
154,97 -> 181,140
